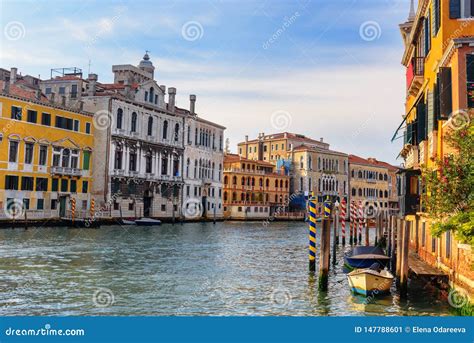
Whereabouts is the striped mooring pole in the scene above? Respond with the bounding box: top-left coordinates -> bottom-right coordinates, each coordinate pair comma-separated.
308,197 -> 317,272
90,198 -> 95,218
319,197 -> 331,290
340,198 -> 346,246
324,197 -> 331,218
350,201 -> 355,245
71,198 -> 76,224
358,200 -> 363,243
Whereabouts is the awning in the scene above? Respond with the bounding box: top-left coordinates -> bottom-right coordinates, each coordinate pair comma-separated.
391,115 -> 407,142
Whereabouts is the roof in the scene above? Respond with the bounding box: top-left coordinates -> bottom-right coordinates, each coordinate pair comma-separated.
238,132 -> 328,146
224,153 -> 275,167
349,154 -> 399,171
0,80 -> 48,102
292,143 -> 347,157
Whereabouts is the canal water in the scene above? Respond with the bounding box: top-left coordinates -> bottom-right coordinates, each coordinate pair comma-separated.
0,221 -> 454,316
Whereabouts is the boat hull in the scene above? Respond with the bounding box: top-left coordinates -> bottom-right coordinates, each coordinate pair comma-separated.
344,256 -> 390,269
347,269 -> 393,296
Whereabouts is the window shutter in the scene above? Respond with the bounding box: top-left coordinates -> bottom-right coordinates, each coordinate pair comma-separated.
431,3 -> 436,36
416,101 -> 427,142
427,91 -> 435,132
450,0 -> 461,18
467,54 -> 474,83
424,15 -> 431,55
439,67 -> 453,119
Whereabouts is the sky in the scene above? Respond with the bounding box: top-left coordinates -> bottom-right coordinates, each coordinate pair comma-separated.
0,0 -> 412,165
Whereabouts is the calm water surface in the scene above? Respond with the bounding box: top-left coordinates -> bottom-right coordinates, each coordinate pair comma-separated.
0,221 -> 453,316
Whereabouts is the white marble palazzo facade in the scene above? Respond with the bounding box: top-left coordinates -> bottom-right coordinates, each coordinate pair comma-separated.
183,115 -> 225,219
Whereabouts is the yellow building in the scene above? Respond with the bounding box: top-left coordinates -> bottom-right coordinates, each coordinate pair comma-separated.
395,0 -> 474,294
0,79 -> 94,221
348,155 -> 398,214
223,153 -> 289,219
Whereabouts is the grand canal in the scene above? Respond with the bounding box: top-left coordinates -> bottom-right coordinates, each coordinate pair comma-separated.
0,221 -> 453,316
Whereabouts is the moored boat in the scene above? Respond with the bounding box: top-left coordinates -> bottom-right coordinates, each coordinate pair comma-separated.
134,218 -> 162,226
344,246 -> 390,269
347,264 -> 394,296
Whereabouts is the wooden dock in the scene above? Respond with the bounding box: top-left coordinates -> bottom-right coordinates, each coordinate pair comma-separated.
408,253 -> 447,277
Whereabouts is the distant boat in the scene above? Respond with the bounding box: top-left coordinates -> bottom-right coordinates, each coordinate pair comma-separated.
120,219 -> 136,225
134,218 -> 162,226
347,263 -> 394,296
344,246 -> 390,269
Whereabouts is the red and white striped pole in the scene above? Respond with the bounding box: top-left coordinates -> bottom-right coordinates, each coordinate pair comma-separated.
350,201 -> 355,245
340,198 -> 346,246
358,200 -> 363,243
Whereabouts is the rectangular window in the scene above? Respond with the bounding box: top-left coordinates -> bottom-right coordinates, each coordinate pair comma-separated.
39,145 -> 47,165
21,177 -> 34,191
23,199 -> 30,210
27,110 -> 37,123
55,116 -> 73,130
450,0 -> 461,18
36,178 -> 48,191
74,120 -> 79,132
432,0 -> 441,35
25,142 -> 34,164
438,67 -> 453,119
37,199 -> 44,210
52,178 -> 59,192
10,106 -> 22,120
431,236 -> 436,253
446,231 -> 451,258
421,222 -> 426,247
51,199 -> 57,210
82,181 -> 88,193
71,85 -> 78,98
129,153 -> 137,172
8,140 -> 19,162
5,175 -> 19,190
424,15 -> 431,55
83,151 -> 90,170
41,112 -> 51,126
59,86 -> 65,94
114,151 -> 122,169
161,204 -> 166,212
467,54 -> 474,108
61,179 -> 68,192
45,87 -> 52,95
70,180 -> 77,193
85,122 -> 91,134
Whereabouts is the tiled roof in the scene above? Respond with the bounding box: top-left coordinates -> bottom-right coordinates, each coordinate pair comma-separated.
292,143 -> 347,156
224,153 -> 275,167
0,80 -> 48,102
238,132 -> 327,146
349,154 -> 398,171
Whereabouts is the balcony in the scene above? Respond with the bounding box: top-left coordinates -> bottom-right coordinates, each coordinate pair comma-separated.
406,57 -> 424,97
367,178 -> 377,184
51,166 -> 81,176
405,146 -> 419,169
112,169 -> 125,176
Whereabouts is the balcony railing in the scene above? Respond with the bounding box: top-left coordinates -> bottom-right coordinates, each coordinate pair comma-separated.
406,56 -> 424,96
51,166 -> 81,176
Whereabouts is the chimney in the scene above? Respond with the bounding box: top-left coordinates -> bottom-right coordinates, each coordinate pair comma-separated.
160,85 -> 166,93
320,137 -> 324,142
168,87 -> 176,112
189,94 -> 196,114
49,92 -> 55,104
61,95 -> 66,107
245,135 -> 248,143
78,101 -> 84,112
10,67 -> 17,84
124,79 -> 131,97
284,132 -> 288,138
3,82 -> 10,94
35,89 -> 41,101
87,73 -> 98,96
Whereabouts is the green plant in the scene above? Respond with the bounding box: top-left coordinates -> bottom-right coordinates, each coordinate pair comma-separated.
421,112 -> 474,246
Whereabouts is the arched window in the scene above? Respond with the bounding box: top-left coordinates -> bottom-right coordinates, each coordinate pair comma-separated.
379,173 -> 383,180
186,158 -> 190,178
384,190 -> 388,198
358,170 -> 362,178
194,160 -> 198,178
352,188 -> 356,196
274,179 -> 278,188
241,193 -> 245,201
232,176 -> 237,185
174,123 -> 179,142
218,164 -> 222,181
116,108 -> 123,129
300,156 -> 304,169
351,170 -> 355,177
384,174 -> 388,181
147,116 -> 153,136
149,87 -> 154,103
224,175 -> 228,185
241,177 -> 246,186
280,180 -> 283,188
265,179 -> 269,187
232,192 -> 236,201
274,194 -> 278,202
251,177 -> 255,186
163,120 -> 168,139
224,192 -> 228,201
131,112 -> 137,132
285,180 -> 288,188
379,190 -> 383,198
259,178 -> 263,186
358,188 -> 362,196
318,157 -> 321,170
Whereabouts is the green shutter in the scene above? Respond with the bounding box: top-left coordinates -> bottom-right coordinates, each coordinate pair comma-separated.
83,151 -> 90,170
427,91 -> 435,132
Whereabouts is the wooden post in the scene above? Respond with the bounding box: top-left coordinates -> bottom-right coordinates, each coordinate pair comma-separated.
414,215 -> 419,253
365,212 -> 370,246
390,216 -> 397,273
340,198 -> 346,246
387,215 -> 392,256
319,217 -> 331,291
24,209 -> 28,230
396,218 -> 403,281
400,220 -> 410,297
334,207 -> 339,245
308,199 -> 317,272
349,201 -> 354,245
358,201 -> 363,244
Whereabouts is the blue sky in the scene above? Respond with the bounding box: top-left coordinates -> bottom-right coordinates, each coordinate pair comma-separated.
1,0 -> 413,164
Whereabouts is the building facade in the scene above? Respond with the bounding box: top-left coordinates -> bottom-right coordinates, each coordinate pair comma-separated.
348,155 -> 398,215
0,79 -> 94,221
182,105 -> 225,220
396,0 -> 474,294
292,145 -> 349,206
223,154 -> 289,219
